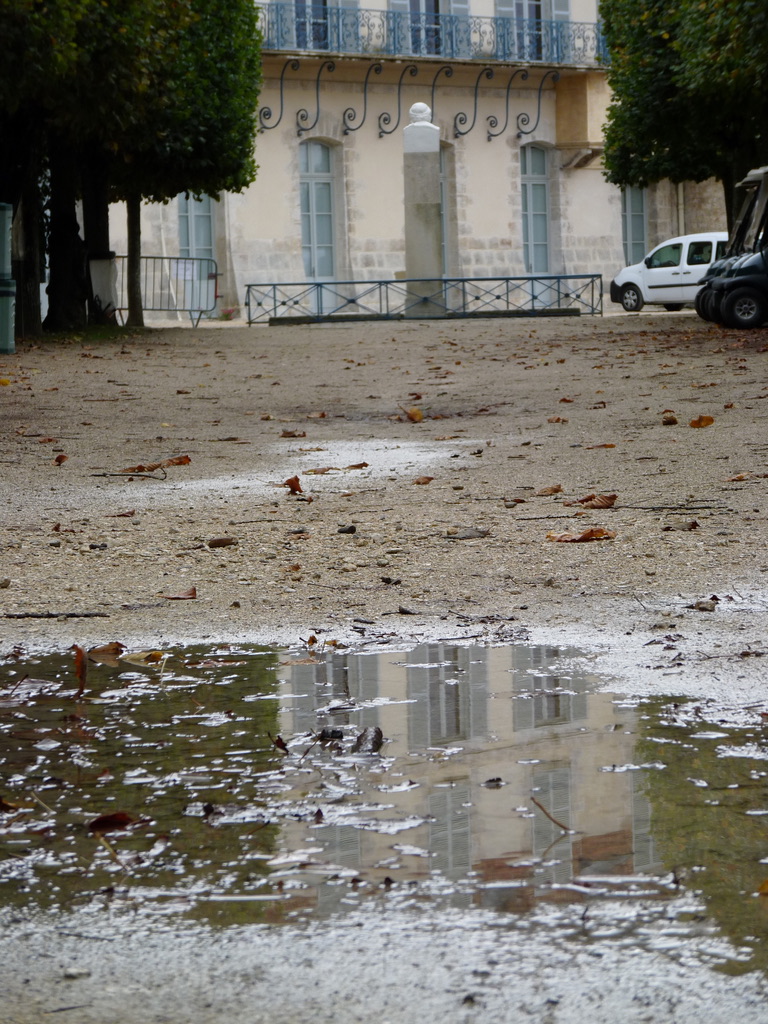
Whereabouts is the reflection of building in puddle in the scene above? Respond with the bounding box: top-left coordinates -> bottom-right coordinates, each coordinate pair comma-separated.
277,644 -> 659,915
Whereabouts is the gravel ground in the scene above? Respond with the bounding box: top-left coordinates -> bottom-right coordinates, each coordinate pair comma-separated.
3,309 -> 768,1024
2,310 -> 768,696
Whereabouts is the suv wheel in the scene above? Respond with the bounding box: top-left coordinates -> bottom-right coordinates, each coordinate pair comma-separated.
620,284 -> 644,312
722,287 -> 768,329
694,289 -> 711,321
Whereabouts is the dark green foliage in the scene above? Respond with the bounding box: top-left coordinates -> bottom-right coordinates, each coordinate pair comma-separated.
600,0 -> 768,208
0,0 -> 262,330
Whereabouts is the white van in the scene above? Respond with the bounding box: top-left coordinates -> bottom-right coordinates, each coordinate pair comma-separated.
609,232 -> 729,312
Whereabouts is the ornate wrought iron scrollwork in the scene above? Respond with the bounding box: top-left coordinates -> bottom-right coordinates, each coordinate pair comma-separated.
486,68 -> 529,140
343,62 -> 383,134
516,69 -> 560,137
258,59 -> 300,131
378,64 -> 418,137
296,60 -> 336,137
430,65 -> 453,123
453,67 -> 494,138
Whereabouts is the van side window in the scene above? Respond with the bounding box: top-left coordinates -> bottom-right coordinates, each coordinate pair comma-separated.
648,243 -> 682,268
716,241 -> 727,258
686,241 -> 712,265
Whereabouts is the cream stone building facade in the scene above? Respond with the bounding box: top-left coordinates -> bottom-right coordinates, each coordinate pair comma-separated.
113,0 -> 725,318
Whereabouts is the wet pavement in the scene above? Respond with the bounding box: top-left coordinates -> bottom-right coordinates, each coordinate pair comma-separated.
2,640 -> 768,1022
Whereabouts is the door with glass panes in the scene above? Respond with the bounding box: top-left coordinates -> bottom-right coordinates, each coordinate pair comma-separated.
177,194 -> 216,316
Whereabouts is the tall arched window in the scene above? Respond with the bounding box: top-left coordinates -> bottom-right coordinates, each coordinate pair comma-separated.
520,144 -> 549,273
299,141 -> 336,280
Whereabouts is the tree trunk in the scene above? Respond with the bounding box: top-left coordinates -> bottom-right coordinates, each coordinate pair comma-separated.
43,140 -> 87,332
125,192 -> 144,328
82,154 -> 115,324
12,185 -> 44,337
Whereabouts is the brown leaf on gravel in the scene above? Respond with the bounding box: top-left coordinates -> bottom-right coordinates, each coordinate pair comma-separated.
120,455 -> 191,473
662,410 -> 678,425
53,454 -> 68,466
585,443 -> 616,449
161,587 -> 197,600
547,527 -> 616,543
283,475 -> 303,494
547,416 -> 568,423
402,406 -> 424,423
306,466 -> 338,475
346,462 -> 369,470
726,473 -> 751,481
535,484 -> 563,496
207,537 -> 238,548
281,430 -> 306,438
38,437 -> 56,443
306,411 -> 327,419
690,415 -> 714,428
564,493 -> 617,509
105,509 -> 135,517
413,476 -> 434,485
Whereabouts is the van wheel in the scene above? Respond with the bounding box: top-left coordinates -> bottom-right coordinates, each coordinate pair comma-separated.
620,284 -> 644,312
721,288 -> 768,328
663,303 -> 684,311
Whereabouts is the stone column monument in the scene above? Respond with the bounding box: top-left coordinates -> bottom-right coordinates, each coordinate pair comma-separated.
403,102 -> 444,317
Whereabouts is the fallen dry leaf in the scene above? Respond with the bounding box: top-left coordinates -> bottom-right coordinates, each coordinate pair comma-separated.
585,443 -> 616,449
564,493 -> 617,509
306,466 -> 338,475
120,455 -> 191,473
535,484 -> 563,496
402,406 -> 424,423
726,473 -> 751,482
662,411 -> 678,425
87,641 -> 126,667
53,454 -> 68,466
547,416 -> 568,423
121,650 -> 172,666
72,644 -> 87,698
207,537 -> 238,548
690,415 -> 714,428
105,509 -> 135,518
546,527 -> 616,543
161,587 -> 197,600
281,430 -> 306,438
87,811 -> 139,833
283,475 -> 302,494
346,462 -> 369,470
413,476 -> 434,485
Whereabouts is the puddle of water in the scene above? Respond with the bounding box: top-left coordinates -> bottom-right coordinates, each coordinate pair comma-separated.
2,640 -> 768,976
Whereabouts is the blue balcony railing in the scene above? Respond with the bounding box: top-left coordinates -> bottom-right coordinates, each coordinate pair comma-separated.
258,4 -> 606,65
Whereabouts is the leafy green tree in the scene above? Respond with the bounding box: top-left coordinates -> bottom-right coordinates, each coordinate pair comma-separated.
0,0 -> 261,333
600,0 -> 768,223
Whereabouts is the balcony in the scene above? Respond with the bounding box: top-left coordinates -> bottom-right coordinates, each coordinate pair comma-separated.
258,3 -> 606,65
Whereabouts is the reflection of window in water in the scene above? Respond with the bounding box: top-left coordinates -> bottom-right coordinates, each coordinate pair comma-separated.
429,780 -> 471,880
287,652 -> 381,733
315,823 -> 362,914
532,764 -> 572,885
407,644 -> 488,748
631,772 -> 661,873
513,675 -> 588,730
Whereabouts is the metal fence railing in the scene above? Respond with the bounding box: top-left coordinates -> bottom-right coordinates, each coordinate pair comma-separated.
114,256 -> 218,326
245,275 -> 602,324
258,5 -> 607,65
